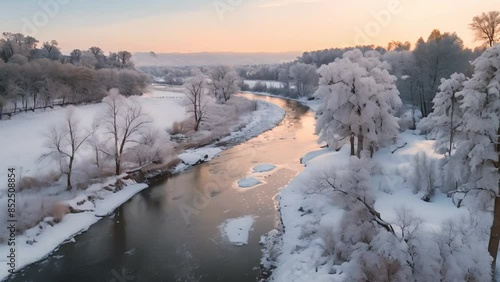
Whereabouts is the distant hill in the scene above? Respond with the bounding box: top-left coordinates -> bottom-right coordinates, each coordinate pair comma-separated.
132,51 -> 301,66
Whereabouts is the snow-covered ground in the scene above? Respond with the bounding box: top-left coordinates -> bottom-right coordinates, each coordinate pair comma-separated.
262,131 -> 478,281
219,215 -> 258,245
244,80 -> 285,89
0,90 -> 286,281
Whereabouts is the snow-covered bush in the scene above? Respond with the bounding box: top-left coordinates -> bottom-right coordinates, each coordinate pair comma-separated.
122,128 -> 175,166
433,218 -> 492,281
410,151 -> 439,201
398,105 -> 422,131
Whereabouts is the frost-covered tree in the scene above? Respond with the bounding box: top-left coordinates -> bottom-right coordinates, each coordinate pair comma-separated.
208,65 -> 240,104
40,107 -> 92,190
184,70 -> 209,131
315,49 -> 402,158
449,45 -> 500,272
289,63 -> 318,98
413,30 -> 473,117
418,73 -> 467,155
96,90 -> 152,175
470,11 -> 500,47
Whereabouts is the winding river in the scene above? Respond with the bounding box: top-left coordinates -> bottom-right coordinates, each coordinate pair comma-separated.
8,93 -> 319,282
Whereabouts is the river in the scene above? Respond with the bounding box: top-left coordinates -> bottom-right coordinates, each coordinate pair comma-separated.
8,93 -> 319,282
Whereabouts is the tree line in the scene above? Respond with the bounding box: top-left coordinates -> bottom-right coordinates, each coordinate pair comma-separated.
0,32 -> 149,117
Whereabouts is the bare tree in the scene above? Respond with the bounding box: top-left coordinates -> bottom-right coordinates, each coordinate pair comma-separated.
89,46 -> 103,57
470,11 -> 500,47
97,90 -> 152,175
184,71 -> 209,131
42,40 -> 60,60
117,51 -> 133,68
40,107 -> 92,190
70,49 -> 82,65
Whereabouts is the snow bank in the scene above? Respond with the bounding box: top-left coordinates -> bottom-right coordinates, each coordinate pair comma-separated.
219,216 -> 257,245
300,148 -> 331,165
244,80 -> 284,89
0,181 -> 148,281
173,99 -> 285,173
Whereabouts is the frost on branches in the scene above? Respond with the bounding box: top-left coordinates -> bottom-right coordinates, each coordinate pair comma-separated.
315,49 -> 402,158
418,73 -> 467,156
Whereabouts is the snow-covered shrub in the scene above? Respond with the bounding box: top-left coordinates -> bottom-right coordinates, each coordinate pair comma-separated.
410,151 -> 439,201
398,105 -> 422,131
434,218 -> 492,281
122,129 -> 175,167
169,120 -> 190,135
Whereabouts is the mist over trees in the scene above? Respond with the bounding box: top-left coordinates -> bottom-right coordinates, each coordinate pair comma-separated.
0,32 -> 149,118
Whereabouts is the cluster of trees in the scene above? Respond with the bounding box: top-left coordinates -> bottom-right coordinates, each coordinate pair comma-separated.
418,44 -> 500,273
311,158 -> 491,281
311,44 -> 500,280
41,90 -> 171,190
236,11 -> 499,122
139,65 -> 192,85
307,10 -> 500,280
182,66 -> 241,131
0,32 -> 149,117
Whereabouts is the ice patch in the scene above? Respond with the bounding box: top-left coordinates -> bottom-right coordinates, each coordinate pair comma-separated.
253,164 -> 276,173
219,215 -> 257,245
300,148 -> 331,165
237,177 -> 262,188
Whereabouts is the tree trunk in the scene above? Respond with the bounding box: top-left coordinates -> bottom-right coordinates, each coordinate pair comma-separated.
66,157 -> 73,191
449,95 -> 455,156
489,196 -> 500,275
357,134 -> 364,158
488,127 -> 500,275
350,135 -> 355,156
115,159 -> 120,175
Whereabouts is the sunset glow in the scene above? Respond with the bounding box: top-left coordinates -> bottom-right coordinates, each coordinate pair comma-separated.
1,0 -> 498,53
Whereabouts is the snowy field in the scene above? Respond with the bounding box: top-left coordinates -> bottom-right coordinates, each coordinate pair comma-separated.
262,131 -> 481,282
0,88 -> 187,192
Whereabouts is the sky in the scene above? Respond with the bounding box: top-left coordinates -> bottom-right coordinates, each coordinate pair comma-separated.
0,0 -> 499,54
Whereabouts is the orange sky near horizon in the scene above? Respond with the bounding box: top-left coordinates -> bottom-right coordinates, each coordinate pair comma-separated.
2,0 -> 499,54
